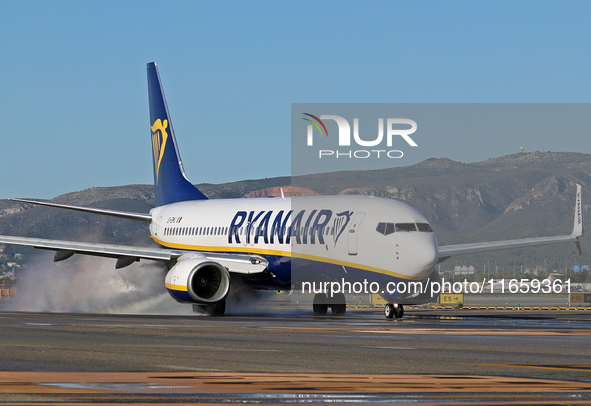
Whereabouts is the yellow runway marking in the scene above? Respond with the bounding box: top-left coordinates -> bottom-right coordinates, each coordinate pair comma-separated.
471,363 -> 591,373
357,328 -> 591,336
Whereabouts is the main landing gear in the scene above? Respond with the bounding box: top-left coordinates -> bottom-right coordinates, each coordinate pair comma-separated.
312,293 -> 346,315
384,303 -> 403,319
193,299 -> 226,316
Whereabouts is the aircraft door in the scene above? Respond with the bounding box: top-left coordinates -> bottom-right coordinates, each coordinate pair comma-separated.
242,223 -> 249,246
155,216 -> 163,237
246,221 -> 257,246
347,212 -> 366,255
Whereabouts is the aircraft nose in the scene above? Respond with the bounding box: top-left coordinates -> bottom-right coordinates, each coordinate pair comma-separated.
403,232 -> 438,278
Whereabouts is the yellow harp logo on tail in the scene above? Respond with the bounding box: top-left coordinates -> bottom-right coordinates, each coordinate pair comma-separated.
151,119 -> 169,184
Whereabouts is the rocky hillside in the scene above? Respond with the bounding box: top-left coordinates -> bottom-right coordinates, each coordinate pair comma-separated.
0,151 -> 589,277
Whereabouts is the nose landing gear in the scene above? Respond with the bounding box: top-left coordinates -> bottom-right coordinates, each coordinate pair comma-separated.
384,303 -> 403,319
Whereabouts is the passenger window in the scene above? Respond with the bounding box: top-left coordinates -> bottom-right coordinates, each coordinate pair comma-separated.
417,223 -> 433,232
396,223 -> 417,232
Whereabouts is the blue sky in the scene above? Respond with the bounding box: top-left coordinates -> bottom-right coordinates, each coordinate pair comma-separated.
1,1 -> 590,199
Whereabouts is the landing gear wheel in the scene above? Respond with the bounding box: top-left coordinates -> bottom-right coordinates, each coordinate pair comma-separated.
395,304 -> 404,319
313,293 -> 329,315
330,292 -> 347,315
384,303 -> 395,319
193,299 -> 226,316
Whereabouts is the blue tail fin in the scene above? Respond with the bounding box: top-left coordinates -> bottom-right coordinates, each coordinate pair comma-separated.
147,62 -> 208,206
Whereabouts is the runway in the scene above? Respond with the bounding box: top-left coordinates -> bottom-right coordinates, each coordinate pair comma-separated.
0,307 -> 590,404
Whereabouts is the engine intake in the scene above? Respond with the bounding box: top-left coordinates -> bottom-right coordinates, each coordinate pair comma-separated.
166,258 -> 230,304
189,263 -> 229,301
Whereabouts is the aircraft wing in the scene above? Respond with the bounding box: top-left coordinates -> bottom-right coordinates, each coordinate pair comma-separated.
10,198 -> 152,222
438,234 -> 578,262
437,184 -> 584,262
0,235 -> 268,274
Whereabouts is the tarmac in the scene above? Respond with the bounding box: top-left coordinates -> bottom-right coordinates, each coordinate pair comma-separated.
0,305 -> 590,404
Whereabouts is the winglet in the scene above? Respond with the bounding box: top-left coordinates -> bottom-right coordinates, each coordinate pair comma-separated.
572,184 -> 584,238
572,184 -> 584,255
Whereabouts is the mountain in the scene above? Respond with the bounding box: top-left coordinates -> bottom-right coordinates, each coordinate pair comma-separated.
0,151 -> 589,280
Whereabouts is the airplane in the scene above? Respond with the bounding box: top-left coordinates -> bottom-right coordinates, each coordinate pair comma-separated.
0,62 -> 585,319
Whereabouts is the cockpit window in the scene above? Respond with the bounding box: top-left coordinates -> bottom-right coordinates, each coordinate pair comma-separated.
376,222 -> 395,236
417,223 -> 433,232
396,223 -> 417,232
385,223 -> 395,235
376,222 -> 386,234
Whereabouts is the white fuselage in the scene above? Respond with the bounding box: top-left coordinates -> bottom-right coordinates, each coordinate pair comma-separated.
149,195 -> 439,285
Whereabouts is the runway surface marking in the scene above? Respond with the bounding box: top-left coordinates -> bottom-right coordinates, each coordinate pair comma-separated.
265,325 -> 591,336
357,328 -> 591,336
472,364 -> 591,373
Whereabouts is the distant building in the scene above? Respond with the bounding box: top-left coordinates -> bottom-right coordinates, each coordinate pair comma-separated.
454,265 -> 475,275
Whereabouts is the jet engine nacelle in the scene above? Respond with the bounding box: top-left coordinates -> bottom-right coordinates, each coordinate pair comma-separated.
165,256 -> 230,304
